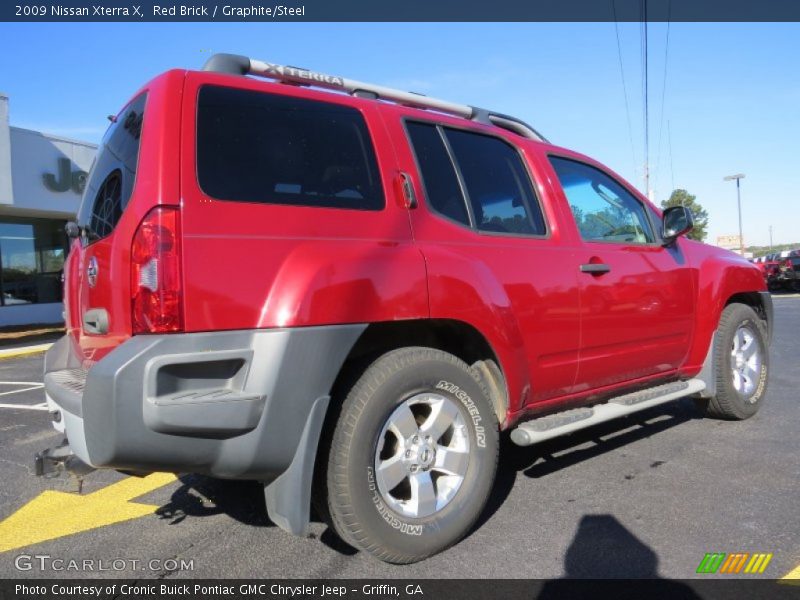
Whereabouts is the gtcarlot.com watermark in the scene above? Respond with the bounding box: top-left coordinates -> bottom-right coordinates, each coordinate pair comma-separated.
14,554 -> 194,573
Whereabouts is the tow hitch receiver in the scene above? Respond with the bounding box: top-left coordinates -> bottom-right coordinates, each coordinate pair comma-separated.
34,439 -> 95,492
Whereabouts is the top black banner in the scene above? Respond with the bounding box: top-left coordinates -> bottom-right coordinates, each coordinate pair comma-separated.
4,0 -> 800,22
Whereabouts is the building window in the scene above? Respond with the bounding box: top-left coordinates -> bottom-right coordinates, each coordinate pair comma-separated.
0,218 -> 68,307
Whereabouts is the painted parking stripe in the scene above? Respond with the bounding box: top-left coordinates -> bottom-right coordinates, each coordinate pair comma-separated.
0,381 -> 46,410
782,563 -> 800,583
0,472 -> 177,553
0,343 -> 53,360
0,402 -> 49,411
0,385 -> 44,398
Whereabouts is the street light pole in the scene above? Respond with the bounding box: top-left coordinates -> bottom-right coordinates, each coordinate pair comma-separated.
724,173 -> 746,255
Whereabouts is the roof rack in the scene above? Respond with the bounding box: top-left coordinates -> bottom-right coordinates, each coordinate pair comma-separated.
202,53 -> 548,143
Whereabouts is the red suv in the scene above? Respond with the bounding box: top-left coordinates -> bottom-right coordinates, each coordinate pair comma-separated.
758,255 -> 783,291
777,250 -> 800,291
42,54 -> 772,563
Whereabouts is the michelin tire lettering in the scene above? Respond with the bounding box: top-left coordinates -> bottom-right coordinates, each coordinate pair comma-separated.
435,380 -> 486,448
366,467 -> 423,536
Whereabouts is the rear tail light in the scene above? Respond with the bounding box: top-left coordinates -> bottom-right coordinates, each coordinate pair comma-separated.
131,206 -> 183,334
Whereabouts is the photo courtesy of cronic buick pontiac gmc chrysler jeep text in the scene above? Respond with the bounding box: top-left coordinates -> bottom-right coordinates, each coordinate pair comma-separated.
39,54 -> 772,564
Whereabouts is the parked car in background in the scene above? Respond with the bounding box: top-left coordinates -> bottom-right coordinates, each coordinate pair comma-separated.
777,249 -> 800,291
752,256 -> 783,291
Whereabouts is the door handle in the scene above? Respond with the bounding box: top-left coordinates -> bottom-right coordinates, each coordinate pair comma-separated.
83,308 -> 109,335
397,171 -> 417,209
580,263 -> 611,275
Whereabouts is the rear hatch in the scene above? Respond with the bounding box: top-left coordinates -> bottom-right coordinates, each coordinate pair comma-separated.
65,72 -> 184,366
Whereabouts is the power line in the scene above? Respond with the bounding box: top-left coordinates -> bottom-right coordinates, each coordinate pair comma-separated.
643,0 -> 650,198
654,4 -> 671,198
611,1 -> 638,178
668,119 -> 675,192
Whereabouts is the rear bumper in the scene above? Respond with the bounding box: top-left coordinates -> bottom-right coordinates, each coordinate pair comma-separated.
44,325 -> 365,481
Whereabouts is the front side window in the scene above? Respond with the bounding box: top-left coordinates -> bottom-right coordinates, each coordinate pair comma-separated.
196,86 -> 384,211
549,157 -> 655,244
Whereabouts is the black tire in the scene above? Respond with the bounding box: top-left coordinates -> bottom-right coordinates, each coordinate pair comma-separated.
326,347 -> 499,563
705,303 -> 769,420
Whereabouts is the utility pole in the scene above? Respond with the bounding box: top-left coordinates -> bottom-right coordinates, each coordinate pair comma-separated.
724,174 -> 746,256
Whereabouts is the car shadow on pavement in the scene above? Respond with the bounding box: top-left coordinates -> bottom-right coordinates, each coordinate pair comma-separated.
474,398 -> 704,533
152,399 -> 704,560
155,474 -> 274,527
154,472 -> 362,556
536,514 -> 701,596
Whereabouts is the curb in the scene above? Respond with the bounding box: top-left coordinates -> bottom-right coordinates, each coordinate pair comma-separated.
0,343 -> 53,360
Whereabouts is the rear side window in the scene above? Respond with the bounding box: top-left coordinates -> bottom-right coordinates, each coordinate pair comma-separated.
445,129 -> 546,235
196,86 -> 384,211
406,121 -> 546,236
77,93 -> 146,240
406,122 -> 470,226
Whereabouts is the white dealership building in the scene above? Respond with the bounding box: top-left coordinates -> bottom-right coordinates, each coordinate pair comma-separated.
0,93 -> 97,327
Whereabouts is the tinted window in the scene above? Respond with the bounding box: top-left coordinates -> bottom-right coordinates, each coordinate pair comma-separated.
77,93 -> 146,241
444,128 -> 545,235
406,122 -> 469,226
197,86 -> 384,210
550,157 -> 655,244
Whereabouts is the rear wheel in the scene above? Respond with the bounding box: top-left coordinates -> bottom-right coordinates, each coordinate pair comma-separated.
326,347 -> 499,563
704,303 -> 769,420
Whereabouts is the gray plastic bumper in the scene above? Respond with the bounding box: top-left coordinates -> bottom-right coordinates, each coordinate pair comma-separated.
44,325 -> 366,535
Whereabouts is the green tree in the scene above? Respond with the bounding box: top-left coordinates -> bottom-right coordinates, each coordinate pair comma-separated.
661,189 -> 709,242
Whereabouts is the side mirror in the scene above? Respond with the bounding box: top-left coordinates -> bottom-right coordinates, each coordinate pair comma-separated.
662,206 -> 694,245
65,221 -> 80,239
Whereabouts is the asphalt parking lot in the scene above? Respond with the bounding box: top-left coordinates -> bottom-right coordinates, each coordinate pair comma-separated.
0,297 -> 798,581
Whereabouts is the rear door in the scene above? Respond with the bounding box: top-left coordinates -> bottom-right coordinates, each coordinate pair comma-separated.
548,155 -> 695,391
384,113 -> 582,405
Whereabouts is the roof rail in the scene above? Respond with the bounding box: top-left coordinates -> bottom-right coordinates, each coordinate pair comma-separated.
202,53 -> 548,143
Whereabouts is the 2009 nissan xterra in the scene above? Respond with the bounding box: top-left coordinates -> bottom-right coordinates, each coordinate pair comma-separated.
41,53 -> 771,564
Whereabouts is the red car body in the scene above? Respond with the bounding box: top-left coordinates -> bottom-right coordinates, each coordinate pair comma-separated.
42,60 -> 771,554
63,68 -> 766,425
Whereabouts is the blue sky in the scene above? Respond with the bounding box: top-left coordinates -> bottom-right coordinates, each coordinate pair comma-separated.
1,22 -> 797,246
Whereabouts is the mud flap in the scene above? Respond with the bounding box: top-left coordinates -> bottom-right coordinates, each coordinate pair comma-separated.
263,395 -> 330,535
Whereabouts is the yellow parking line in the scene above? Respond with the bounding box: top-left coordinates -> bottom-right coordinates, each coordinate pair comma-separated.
0,472 -> 177,553
0,343 -> 53,360
782,563 -> 800,584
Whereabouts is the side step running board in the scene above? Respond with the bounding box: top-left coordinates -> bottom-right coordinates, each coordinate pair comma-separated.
510,379 -> 706,446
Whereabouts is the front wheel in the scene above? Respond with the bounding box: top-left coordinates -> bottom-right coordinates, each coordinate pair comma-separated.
326,347 -> 499,563
704,303 -> 769,420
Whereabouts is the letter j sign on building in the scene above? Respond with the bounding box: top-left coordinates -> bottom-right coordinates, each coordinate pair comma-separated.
42,157 -> 88,195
